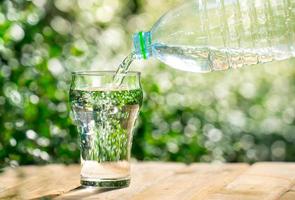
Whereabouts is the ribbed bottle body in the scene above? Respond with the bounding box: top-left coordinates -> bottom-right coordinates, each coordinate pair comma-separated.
133,0 -> 295,72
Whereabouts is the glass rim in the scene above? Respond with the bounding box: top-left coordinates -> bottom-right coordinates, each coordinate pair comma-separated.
71,71 -> 141,76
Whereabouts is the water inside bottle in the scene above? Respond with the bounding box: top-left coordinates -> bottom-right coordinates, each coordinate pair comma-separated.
152,44 -> 294,73
113,43 -> 294,83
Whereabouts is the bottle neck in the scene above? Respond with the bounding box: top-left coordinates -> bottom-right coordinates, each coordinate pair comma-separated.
133,31 -> 152,59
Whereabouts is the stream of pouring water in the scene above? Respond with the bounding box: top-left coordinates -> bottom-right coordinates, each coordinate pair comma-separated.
113,52 -> 136,86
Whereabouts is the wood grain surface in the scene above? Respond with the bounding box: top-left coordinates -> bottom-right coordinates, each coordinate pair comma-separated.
0,162 -> 294,200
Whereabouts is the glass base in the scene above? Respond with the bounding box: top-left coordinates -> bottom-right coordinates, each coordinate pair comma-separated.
81,177 -> 130,188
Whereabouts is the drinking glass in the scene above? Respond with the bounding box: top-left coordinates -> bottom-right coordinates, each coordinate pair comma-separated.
69,71 -> 143,188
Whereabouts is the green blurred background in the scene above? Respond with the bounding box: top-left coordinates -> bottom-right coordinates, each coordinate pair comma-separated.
1,0 -> 295,168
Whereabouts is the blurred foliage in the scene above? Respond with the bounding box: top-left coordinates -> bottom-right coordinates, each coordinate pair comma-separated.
1,0 -> 295,168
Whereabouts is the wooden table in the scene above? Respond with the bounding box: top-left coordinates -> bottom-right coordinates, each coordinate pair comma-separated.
0,162 -> 294,200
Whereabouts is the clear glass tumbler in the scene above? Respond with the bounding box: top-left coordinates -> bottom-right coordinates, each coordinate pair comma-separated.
69,71 -> 143,188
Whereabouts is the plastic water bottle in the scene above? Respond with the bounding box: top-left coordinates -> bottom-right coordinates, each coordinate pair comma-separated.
133,0 -> 295,72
